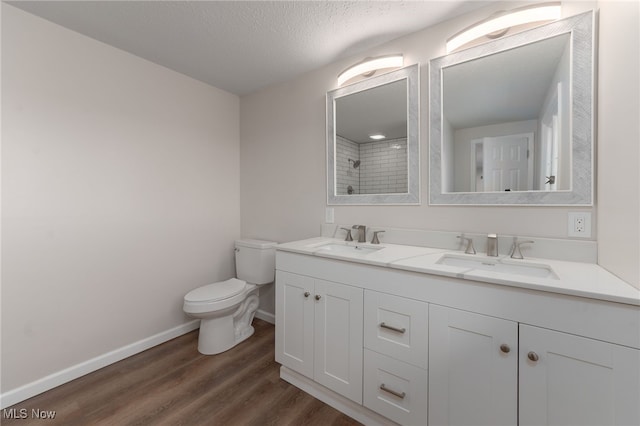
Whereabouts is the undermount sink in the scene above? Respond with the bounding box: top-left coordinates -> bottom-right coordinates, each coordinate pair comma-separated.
437,254 -> 558,279
314,243 -> 383,255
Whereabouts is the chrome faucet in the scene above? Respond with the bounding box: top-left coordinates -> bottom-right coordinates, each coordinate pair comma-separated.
487,234 -> 498,257
352,225 -> 367,243
510,238 -> 534,259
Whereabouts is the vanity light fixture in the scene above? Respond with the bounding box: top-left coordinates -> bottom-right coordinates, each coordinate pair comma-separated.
337,54 -> 404,87
369,134 -> 386,140
446,2 -> 561,53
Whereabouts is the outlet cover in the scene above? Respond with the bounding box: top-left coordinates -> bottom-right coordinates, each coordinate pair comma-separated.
325,207 -> 335,224
568,212 -> 591,238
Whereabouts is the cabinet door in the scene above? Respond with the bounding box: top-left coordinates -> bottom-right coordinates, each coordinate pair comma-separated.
313,279 -> 364,404
520,324 -> 640,426
275,271 -> 315,379
429,305 -> 518,426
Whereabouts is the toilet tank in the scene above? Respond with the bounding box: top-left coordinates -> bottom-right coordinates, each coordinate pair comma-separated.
234,239 -> 277,285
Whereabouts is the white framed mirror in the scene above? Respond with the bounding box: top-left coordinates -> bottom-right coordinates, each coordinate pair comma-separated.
429,11 -> 594,205
327,64 -> 419,205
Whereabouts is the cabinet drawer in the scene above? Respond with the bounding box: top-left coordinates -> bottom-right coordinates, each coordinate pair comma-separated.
363,349 -> 427,426
364,290 -> 428,368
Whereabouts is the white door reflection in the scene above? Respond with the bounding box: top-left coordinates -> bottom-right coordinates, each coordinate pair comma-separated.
471,133 -> 533,192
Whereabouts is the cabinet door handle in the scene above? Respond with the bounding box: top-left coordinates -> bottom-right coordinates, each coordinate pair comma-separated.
500,344 -> 511,354
380,383 -> 406,399
315,294 -> 321,301
527,351 -> 539,362
379,322 -> 406,334
304,291 -> 310,298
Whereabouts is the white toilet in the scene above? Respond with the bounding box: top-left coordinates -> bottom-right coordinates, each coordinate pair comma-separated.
183,239 -> 277,355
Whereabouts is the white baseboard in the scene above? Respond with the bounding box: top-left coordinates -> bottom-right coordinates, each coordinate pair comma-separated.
0,320 -> 200,409
255,309 -> 275,324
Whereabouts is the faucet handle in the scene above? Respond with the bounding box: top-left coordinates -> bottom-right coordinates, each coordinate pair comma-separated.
457,236 -> 476,254
510,239 -> 534,259
340,227 -> 353,242
371,231 -> 385,244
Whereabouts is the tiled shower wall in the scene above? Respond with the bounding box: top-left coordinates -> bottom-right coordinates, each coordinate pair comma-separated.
336,136 -> 360,194
360,138 -> 407,194
335,136 -> 408,195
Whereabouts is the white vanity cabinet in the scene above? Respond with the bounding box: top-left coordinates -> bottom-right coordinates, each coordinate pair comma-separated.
428,305 -> 518,426
519,324 -> 640,426
274,270 -> 364,404
275,249 -> 640,426
428,305 -> 640,426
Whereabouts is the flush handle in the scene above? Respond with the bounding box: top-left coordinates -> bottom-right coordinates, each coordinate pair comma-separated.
380,383 -> 406,399
380,322 -> 406,334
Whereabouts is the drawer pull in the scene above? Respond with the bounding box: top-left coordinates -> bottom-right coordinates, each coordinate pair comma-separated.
380,383 -> 406,399
304,291 -> 310,298
380,322 -> 406,334
527,351 -> 539,362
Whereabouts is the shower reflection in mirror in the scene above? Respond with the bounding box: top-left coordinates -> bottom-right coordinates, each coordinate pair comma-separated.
327,64 -> 419,205
335,135 -> 407,195
334,76 -> 408,196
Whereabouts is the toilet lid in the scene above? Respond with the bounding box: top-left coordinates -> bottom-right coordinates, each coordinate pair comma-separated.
184,278 -> 246,303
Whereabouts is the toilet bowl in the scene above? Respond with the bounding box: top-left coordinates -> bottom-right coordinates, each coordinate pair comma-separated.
183,239 -> 276,355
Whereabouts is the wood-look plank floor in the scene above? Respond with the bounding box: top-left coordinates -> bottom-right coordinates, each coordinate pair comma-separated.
3,319 -> 362,426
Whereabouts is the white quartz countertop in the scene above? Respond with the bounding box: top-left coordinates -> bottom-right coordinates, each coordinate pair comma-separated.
276,237 -> 640,306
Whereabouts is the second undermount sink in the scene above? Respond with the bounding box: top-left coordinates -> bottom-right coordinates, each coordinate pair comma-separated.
437,254 -> 558,279
314,243 -> 383,255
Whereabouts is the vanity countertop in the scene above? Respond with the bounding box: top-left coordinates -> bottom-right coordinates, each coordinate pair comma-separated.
276,237 -> 640,307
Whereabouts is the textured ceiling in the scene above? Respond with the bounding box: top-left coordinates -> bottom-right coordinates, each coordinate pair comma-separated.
7,1 -> 491,96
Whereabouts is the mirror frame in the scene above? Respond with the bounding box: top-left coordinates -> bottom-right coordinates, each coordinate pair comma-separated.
429,11 -> 594,205
327,64 -> 420,205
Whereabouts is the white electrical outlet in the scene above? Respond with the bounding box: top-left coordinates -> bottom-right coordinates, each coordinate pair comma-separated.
568,212 -> 591,238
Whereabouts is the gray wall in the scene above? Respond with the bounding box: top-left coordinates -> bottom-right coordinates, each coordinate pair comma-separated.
2,5 -> 241,392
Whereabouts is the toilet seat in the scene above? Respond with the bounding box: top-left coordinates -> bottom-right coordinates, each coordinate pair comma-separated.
184,278 -> 246,303
183,278 -> 249,314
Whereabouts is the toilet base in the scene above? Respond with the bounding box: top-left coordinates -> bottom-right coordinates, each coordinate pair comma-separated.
196,288 -> 260,355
